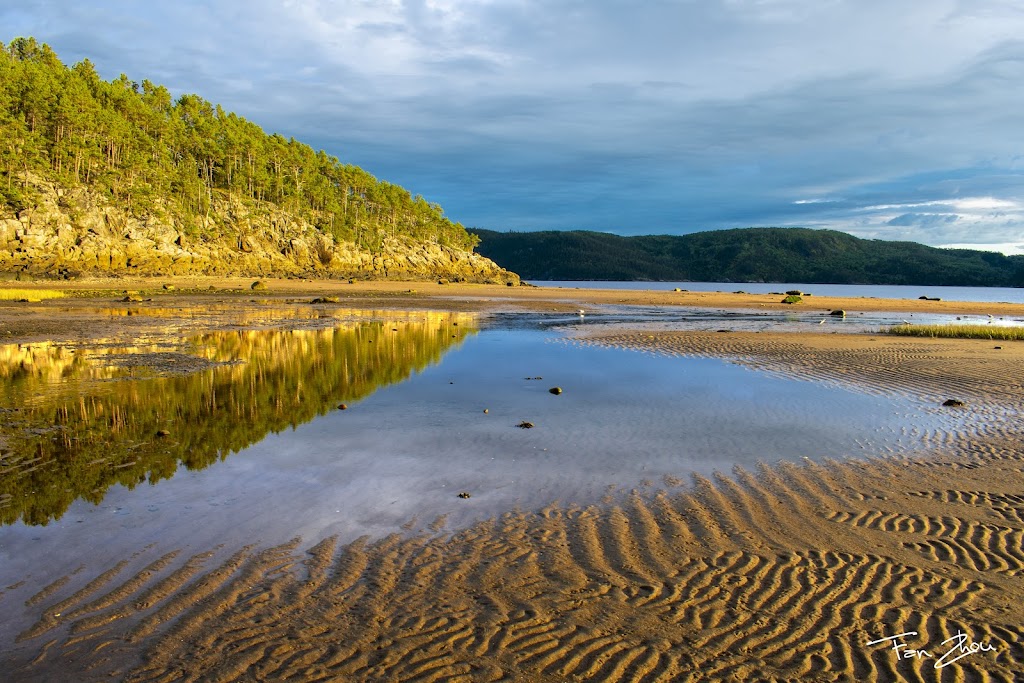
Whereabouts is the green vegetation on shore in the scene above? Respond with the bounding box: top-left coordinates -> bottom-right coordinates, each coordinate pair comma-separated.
0,287 -> 63,300
0,37 -> 476,251
885,324 -> 1024,340
474,227 -> 1024,287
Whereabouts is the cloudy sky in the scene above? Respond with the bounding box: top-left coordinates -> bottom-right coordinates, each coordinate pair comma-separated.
5,1 -> 1024,253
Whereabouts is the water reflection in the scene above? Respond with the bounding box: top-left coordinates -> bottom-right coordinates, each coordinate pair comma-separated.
0,312 -> 476,526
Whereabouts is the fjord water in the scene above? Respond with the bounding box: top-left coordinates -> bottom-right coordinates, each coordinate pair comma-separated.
0,310 -> 959,615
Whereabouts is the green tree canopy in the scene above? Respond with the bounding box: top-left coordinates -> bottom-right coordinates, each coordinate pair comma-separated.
0,38 -> 478,251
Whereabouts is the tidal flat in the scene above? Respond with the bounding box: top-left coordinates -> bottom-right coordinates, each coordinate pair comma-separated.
1,280 -> 1023,682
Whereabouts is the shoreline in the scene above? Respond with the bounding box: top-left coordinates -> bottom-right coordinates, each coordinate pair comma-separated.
1,281 -> 1022,681
6,275 -> 1024,314
3,277 -> 1024,347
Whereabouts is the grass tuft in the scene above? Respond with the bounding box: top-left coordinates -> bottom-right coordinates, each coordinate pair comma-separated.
0,288 -> 65,301
885,323 -> 1024,340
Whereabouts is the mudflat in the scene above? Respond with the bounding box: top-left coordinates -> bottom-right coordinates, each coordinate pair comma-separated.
1,279 -> 1022,682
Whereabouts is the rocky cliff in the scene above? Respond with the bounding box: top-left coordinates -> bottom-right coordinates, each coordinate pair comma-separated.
0,176 -> 519,284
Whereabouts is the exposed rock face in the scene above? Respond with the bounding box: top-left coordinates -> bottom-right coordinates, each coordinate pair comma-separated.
0,177 -> 519,284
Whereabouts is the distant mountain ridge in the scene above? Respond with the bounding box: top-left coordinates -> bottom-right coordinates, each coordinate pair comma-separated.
474,227 -> 1024,287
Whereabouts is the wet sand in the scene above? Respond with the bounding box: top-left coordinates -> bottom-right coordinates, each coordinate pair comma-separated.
2,280 -> 1023,681
7,274 -> 1024,317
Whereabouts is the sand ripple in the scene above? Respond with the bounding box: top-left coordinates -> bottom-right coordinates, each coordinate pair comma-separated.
4,329 -> 1024,681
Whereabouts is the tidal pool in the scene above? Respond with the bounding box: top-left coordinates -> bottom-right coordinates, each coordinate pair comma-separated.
0,308 -> 959,639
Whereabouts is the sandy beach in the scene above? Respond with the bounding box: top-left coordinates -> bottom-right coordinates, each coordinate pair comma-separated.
1,279 -> 1023,682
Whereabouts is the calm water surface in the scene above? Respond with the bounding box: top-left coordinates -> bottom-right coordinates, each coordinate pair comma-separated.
0,308 -> 976,640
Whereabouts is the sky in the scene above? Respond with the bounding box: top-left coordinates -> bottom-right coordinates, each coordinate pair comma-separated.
4,1 -> 1024,254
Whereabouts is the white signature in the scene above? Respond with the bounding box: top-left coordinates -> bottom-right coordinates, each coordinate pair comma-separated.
866,630 -> 999,669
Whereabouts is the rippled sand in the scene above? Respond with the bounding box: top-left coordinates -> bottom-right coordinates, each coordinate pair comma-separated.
2,281 -> 1023,682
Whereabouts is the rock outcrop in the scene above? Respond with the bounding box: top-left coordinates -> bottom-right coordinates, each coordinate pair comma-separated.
0,176 -> 519,284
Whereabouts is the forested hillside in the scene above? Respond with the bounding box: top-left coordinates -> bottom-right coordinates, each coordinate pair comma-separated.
0,38 -> 517,282
475,228 -> 1024,287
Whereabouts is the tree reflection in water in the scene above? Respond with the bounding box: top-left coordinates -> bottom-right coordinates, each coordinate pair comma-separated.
0,311 -> 476,525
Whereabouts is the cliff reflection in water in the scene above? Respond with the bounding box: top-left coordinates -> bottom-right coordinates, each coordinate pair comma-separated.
0,311 -> 476,526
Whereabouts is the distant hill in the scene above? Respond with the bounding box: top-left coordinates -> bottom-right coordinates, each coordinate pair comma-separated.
474,227 -> 1024,287
0,38 -> 517,283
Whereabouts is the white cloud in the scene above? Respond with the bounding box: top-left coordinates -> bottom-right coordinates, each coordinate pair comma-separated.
948,197 -> 1019,211
939,242 -> 1024,255
864,197 -> 1021,212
